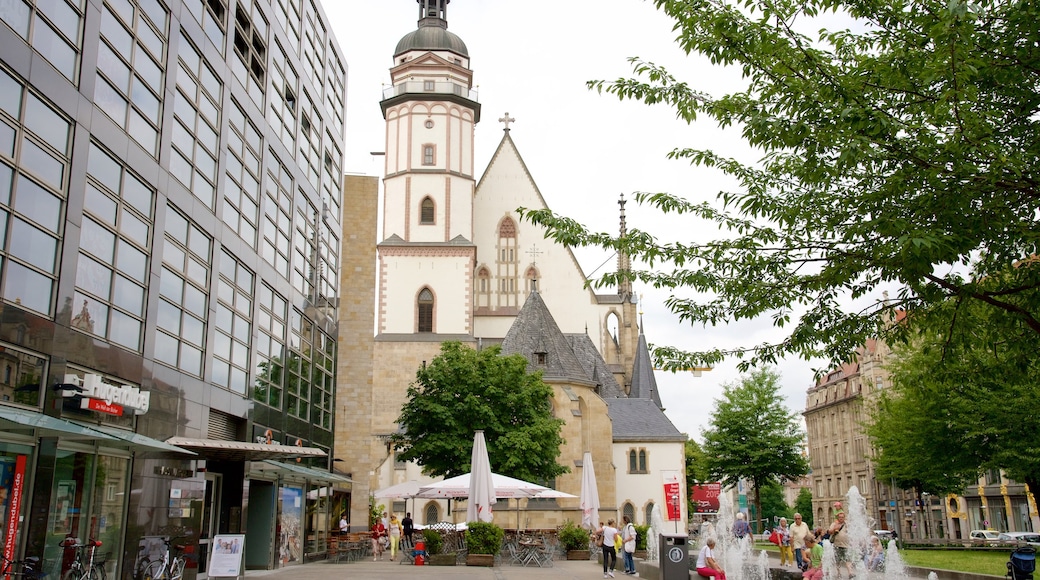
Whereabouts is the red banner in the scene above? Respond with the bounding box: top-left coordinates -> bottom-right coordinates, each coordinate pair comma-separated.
663,471 -> 682,521
3,455 -> 27,573
691,482 -> 721,513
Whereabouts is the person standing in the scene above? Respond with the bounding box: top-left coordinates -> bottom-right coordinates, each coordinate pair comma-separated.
370,518 -> 386,561
790,513 -> 811,570
598,519 -> 619,578
338,513 -> 349,534
402,512 -> 414,548
388,514 -> 402,560
696,537 -> 727,580
828,509 -> 854,579
733,512 -> 751,539
620,515 -> 637,575
777,517 -> 793,567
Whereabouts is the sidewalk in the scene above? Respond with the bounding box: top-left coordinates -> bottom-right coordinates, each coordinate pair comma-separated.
245,558 -> 641,579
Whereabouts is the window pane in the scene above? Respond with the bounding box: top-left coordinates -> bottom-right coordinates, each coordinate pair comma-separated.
10,218 -> 57,271
119,210 -> 149,247
75,255 -> 111,299
14,176 -> 61,232
97,42 -> 131,91
3,260 -> 52,313
0,0 -> 30,39
0,163 -> 13,206
109,309 -> 140,350
121,173 -> 152,216
37,0 -> 79,37
20,139 -> 64,190
94,79 -> 128,126
111,275 -> 143,314
31,20 -> 77,81
0,122 -> 15,158
116,239 -> 147,282
24,93 -> 69,153
72,292 -> 108,336
80,218 -> 115,262
156,299 -> 180,332
154,332 -> 178,366
87,143 -> 121,193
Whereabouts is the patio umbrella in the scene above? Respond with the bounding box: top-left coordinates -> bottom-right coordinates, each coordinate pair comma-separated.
467,430 -> 496,522
580,451 -> 600,529
373,479 -> 423,516
417,472 -> 549,499
515,488 -> 578,530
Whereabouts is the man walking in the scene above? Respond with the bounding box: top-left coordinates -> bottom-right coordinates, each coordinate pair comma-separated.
790,513 -> 811,570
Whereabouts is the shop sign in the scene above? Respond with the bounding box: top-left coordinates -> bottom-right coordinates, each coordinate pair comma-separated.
3,455 -> 26,566
62,374 -> 150,415
663,470 -> 682,521
691,482 -> 722,513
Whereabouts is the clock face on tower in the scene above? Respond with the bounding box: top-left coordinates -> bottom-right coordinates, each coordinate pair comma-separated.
425,119 -> 434,129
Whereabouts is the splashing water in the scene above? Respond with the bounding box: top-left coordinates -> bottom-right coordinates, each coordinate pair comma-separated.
646,503 -> 665,561
883,541 -> 908,580
695,499 -> 768,580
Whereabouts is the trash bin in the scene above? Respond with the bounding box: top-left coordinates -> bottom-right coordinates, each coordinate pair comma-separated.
659,533 -> 688,580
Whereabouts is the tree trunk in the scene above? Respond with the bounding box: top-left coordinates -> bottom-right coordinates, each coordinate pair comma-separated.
754,480 -> 764,534
915,487 -> 930,539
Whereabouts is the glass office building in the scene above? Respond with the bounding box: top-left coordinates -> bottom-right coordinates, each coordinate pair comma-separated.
0,0 -> 346,576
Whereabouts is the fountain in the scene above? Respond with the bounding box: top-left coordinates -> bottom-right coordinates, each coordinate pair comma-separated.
647,503 -> 665,561
693,497 -> 769,580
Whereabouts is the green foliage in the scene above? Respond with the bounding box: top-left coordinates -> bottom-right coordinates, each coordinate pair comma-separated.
393,342 -> 568,481
465,521 -> 505,555
518,0 -> 1040,376
701,368 -> 809,531
759,481 -> 793,526
421,529 -> 444,555
793,488 -> 813,528
634,524 -> 650,550
369,499 -> 384,528
869,286 -> 1040,495
559,520 -> 591,551
685,438 -> 710,483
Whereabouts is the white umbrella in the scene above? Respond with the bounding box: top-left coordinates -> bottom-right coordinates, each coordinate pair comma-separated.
580,451 -> 600,529
467,430 -> 496,522
373,480 -> 422,499
417,472 -> 549,499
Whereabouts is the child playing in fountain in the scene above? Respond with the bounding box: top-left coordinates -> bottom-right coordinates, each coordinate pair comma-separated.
865,536 -> 885,571
802,536 -> 824,580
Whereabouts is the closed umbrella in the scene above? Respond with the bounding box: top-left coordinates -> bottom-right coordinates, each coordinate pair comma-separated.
467,430 -> 496,522
580,451 -> 600,529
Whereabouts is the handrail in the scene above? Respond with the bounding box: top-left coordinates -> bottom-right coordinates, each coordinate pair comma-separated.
382,81 -> 479,102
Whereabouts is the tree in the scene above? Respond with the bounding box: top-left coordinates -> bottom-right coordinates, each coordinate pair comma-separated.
701,368 -> 809,531
793,487 -> 813,528
759,481 -> 793,529
686,437 -> 710,483
520,0 -> 1040,374
392,341 -> 568,482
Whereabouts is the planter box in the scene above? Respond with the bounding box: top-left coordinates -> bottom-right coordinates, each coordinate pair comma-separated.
633,550 -> 648,559
466,553 -> 495,567
567,549 -> 591,560
429,553 -> 456,566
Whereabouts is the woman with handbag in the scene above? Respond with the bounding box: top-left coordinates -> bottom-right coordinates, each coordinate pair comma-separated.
777,518 -> 793,567
597,519 -> 619,578
371,518 -> 386,561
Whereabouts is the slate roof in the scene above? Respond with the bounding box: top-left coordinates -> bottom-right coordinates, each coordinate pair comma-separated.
629,334 -> 663,408
606,398 -> 686,441
565,334 -> 625,399
501,291 -> 594,386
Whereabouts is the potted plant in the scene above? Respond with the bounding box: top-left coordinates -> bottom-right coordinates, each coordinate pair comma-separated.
464,521 -> 504,566
559,520 -> 592,560
423,529 -> 455,566
633,524 -> 650,559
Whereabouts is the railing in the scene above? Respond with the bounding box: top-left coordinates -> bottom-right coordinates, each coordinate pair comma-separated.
382,81 -> 479,102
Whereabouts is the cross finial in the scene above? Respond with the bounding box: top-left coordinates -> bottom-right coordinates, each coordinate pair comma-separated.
499,112 -> 516,130
526,244 -> 542,267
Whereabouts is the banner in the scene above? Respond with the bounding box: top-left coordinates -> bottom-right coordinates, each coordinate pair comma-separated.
3,455 -> 26,576
662,471 -> 682,521
691,482 -> 721,513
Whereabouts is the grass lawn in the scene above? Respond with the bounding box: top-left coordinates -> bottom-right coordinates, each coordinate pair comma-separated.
900,548 -> 1012,577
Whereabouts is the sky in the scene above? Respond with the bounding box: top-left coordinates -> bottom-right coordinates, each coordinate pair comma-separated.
322,0 -> 826,439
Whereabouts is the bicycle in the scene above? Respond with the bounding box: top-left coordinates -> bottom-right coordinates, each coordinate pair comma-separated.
138,538 -> 187,580
0,553 -> 45,580
60,538 -> 104,580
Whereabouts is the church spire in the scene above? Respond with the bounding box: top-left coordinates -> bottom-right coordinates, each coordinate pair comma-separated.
617,193 -> 632,298
417,0 -> 450,28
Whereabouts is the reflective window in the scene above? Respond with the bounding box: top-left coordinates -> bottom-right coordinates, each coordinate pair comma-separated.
183,0 -> 226,53
1,0 -> 85,82
223,100 -> 262,245
231,1 -> 267,108
269,42 -> 297,152
253,283 -> 286,408
0,344 -> 46,406
285,308 -> 310,420
155,206 -> 210,376
171,35 -> 222,209
261,152 -> 292,279
212,250 -> 253,394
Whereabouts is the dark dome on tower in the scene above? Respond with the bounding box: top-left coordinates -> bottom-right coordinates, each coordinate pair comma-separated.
394,0 -> 468,58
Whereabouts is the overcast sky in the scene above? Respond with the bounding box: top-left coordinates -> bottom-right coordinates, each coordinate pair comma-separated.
323,0 -> 826,440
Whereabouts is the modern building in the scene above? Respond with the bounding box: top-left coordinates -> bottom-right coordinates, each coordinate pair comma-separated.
0,0 -> 348,576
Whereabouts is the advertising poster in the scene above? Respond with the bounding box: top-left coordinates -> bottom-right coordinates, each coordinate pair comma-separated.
208,534 -> 245,577
662,471 -> 682,521
2,455 -> 25,565
691,482 -> 722,513
278,487 -> 302,565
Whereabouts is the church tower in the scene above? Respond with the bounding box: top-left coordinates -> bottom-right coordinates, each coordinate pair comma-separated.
378,0 -> 480,337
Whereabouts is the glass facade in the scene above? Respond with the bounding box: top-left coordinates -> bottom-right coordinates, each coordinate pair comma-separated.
0,0 -> 346,575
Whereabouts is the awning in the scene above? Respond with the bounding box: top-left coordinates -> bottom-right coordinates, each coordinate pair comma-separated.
0,405 -> 116,440
81,423 -> 195,455
164,437 -> 328,461
253,460 -> 352,483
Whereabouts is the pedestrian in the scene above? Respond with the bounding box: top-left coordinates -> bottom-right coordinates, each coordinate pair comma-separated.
828,509 -> 854,579
598,518 -> 619,578
338,513 -> 348,534
733,512 -> 751,539
620,515 -> 637,575
777,517 -> 793,567
865,536 -> 885,571
402,512 -> 414,548
695,537 -> 727,580
370,518 -> 386,561
802,536 -> 824,580
790,513 -> 811,570
388,514 -> 402,560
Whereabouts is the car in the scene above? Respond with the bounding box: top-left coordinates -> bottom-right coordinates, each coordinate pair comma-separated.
998,532 -> 1040,546
874,530 -> 895,540
970,529 -> 1003,542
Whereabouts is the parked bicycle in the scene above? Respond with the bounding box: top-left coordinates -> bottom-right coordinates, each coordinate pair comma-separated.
59,538 -> 103,580
0,553 -> 44,580
135,538 -> 187,580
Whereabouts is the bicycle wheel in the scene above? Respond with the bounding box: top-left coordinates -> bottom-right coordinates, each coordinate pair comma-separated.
141,560 -> 165,580
167,558 -> 184,580
87,565 -> 103,580
62,565 -> 82,580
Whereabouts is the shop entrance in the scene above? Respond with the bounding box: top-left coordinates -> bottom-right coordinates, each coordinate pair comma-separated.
195,473 -> 221,579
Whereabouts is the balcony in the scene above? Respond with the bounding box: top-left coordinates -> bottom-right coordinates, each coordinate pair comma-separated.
382,80 -> 479,102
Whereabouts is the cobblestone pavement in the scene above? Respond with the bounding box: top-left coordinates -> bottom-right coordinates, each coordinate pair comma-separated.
245,558 -> 650,580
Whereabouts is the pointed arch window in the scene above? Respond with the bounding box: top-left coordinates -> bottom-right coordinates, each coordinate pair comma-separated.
420,197 -> 435,224
476,266 -> 490,309
422,144 -> 435,165
496,217 -> 519,307
645,502 -> 655,525
638,449 -> 647,472
623,503 -> 636,525
629,450 -> 638,472
417,288 -> 434,332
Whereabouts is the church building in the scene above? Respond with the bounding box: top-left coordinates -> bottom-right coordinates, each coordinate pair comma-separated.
337,0 -> 686,531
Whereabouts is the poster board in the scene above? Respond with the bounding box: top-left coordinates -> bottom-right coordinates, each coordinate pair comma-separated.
208,534 -> 245,577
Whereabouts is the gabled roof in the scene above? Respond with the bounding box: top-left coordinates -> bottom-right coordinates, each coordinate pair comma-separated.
565,334 -> 625,399
606,398 -> 685,441
629,334 -> 663,408
501,291 -> 593,386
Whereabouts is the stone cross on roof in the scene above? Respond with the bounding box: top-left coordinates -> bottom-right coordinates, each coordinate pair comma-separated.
499,112 -> 515,130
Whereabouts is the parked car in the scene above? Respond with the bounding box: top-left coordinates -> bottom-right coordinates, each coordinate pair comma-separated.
970,529 -> 1003,542
998,532 -> 1040,546
874,530 -> 895,540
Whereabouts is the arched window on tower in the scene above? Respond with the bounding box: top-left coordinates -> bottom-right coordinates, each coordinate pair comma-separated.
417,288 -> 434,332
645,502 -> 655,525
420,197 -> 435,224
476,267 -> 490,309
496,217 -> 519,308
525,266 -> 539,294
629,450 -> 638,473
623,503 -> 636,525
424,502 -> 439,525
638,449 -> 647,472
